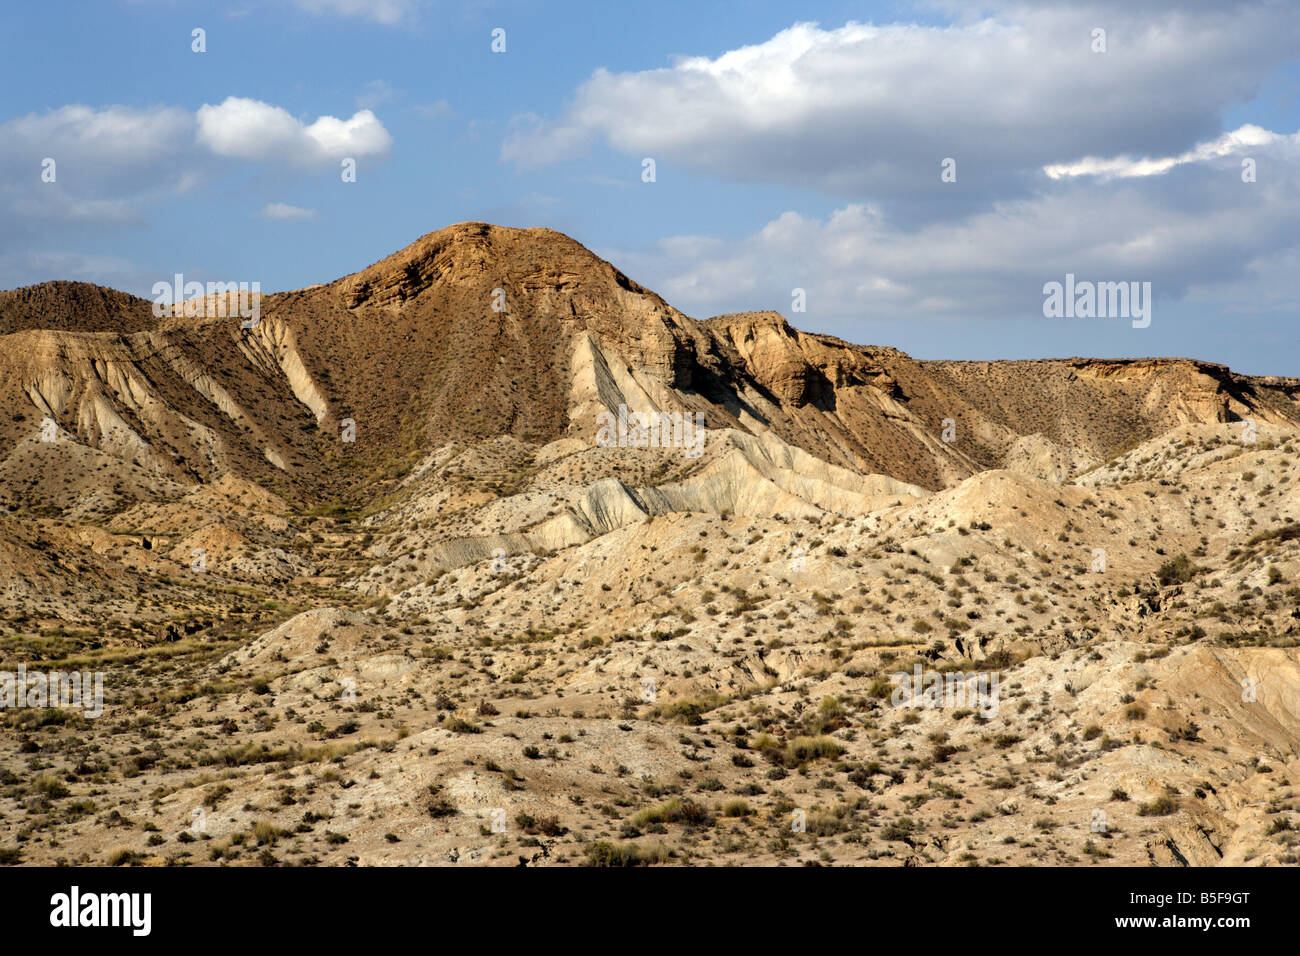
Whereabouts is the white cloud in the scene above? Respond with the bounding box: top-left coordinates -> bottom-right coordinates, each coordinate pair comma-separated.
0,250 -> 150,294
0,98 -> 391,252
413,99 -> 453,118
8,189 -> 140,226
196,97 -> 392,166
259,202 -> 318,221
1044,125 -> 1294,180
0,105 -> 195,247
502,5 -> 1297,206
285,0 -> 420,25
605,131 -> 1300,326
357,79 -> 397,110
0,105 -> 196,189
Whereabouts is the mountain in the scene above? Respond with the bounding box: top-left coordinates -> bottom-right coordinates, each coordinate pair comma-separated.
2,222 -> 1297,513
1,223 -> 1298,869
0,281 -> 157,335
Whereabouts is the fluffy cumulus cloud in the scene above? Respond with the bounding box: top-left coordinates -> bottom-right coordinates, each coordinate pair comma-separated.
0,98 -> 392,183
196,97 -> 392,166
0,98 -> 391,250
0,104 -> 196,192
502,4 -> 1296,206
514,0 -> 1299,340
0,105 -> 194,248
606,127 -> 1300,327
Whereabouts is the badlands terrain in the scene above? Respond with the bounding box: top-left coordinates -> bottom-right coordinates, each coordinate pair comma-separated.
1,222 -> 1299,867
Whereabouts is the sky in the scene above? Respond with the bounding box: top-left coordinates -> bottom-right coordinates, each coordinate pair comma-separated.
1,0 -> 1297,374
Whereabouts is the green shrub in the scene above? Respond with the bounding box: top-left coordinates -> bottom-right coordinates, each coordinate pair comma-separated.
782,735 -> 845,767
631,798 -> 712,827
583,841 -> 671,867
720,799 -> 752,818
1156,554 -> 1198,587
1137,794 -> 1177,816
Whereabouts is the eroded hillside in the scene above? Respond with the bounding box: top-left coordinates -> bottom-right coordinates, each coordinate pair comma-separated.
0,224 -> 1297,867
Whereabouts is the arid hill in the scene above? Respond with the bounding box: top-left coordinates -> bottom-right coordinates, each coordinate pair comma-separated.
2,223 -> 1297,515
1,223 -> 1297,869
0,281 -> 157,336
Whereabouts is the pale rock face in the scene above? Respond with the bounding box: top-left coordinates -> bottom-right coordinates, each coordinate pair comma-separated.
1003,433 -> 1099,482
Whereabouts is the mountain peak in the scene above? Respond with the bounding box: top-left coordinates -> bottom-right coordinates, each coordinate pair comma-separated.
334,221 -> 656,311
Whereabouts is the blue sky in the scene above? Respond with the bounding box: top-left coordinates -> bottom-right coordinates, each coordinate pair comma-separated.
2,0 -> 1297,374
